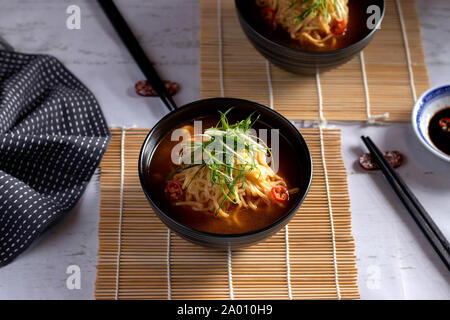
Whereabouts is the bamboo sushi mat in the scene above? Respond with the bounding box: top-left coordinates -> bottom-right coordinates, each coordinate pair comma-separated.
200,0 -> 430,122
95,128 -> 359,300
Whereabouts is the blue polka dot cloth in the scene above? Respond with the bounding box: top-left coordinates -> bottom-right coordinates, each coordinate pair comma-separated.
0,50 -> 110,266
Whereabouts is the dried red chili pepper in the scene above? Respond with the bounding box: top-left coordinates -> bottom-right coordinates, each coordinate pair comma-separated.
359,151 -> 403,170
164,181 -> 183,201
331,20 -> 347,35
439,118 -> 450,132
271,185 -> 289,202
261,8 -> 276,25
135,80 -> 180,97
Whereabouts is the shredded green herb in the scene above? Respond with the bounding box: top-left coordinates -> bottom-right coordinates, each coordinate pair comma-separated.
290,0 -> 340,24
168,108 -> 272,215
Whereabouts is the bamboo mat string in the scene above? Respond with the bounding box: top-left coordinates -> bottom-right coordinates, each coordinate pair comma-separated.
217,0 -> 224,97
315,70 -> 327,128
360,51 -> 389,123
315,70 -> 341,300
266,59 -> 293,300
114,128 -> 126,300
227,245 -> 235,300
319,127 -> 341,300
285,226 -> 293,300
266,60 -> 274,110
395,0 -> 417,102
167,229 -> 172,300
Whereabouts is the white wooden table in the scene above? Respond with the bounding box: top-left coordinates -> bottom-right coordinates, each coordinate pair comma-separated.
0,0 -> 448,299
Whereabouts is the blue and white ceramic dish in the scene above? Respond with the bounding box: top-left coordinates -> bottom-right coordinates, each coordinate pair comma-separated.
412,85 -> 450,162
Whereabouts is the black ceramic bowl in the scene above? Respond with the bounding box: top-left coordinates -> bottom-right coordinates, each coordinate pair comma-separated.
235,0 -> 385,75
139,98 -> 312,249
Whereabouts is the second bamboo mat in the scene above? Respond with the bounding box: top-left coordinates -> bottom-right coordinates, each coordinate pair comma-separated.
200,0 -> 430,122
95,128 -> 358,300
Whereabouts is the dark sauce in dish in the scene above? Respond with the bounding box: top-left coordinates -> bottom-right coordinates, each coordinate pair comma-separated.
146,115 -> 304,234
251,0 -> 373,52
428,107 -> 450,156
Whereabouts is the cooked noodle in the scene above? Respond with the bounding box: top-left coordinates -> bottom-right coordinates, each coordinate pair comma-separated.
166,110 -> 299,218
256,0 -> 349,49
173,150 -> 296,218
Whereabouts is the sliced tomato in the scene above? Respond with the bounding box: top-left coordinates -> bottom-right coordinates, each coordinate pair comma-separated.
165,181 -> 183,201
271,185 -> 289,202
261,8 -> 276,25
439,118 -> 450,132
331,20 -> 347,35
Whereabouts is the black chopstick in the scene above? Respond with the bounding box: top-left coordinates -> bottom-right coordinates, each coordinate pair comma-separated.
361,136 -> 450,271
98,0 -> 177,112
0,34 -> 14,52
363,137 -> 450,253
367,137 -> 449,252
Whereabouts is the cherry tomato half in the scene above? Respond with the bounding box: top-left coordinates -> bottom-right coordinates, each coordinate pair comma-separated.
331,20 -> 347,35
165,181 -> 183,201
439,118 -> 450,132
271,185 -> 289,202
261,8 -> 276,25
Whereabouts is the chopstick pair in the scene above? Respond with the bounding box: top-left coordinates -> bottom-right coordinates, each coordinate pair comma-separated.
98,0 -> 178,112
361,136 -> 450,271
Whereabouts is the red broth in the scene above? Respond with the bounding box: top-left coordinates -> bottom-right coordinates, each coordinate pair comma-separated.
146,115 -> 303,234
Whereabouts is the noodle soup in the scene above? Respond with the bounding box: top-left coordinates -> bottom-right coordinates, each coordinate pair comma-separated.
252,0 -> 374,52
146,112 -> 304,234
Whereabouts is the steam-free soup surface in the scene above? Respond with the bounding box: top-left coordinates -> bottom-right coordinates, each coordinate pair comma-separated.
146,115 -> 303,234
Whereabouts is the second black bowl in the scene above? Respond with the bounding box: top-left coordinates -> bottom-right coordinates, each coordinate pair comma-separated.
235,0 -> 385,75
